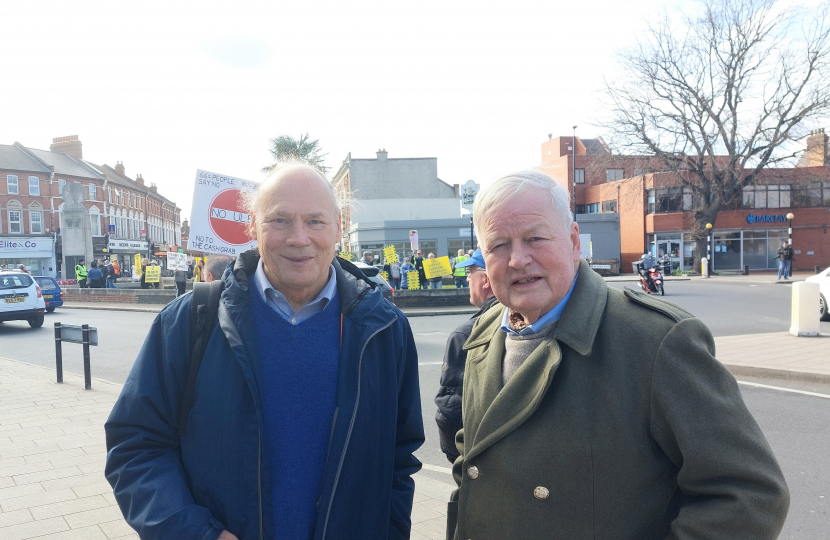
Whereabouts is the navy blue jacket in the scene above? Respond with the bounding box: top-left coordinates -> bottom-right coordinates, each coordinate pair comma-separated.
105,252 -> 424,540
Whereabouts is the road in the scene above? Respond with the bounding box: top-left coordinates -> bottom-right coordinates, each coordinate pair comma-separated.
1,279 -> 827,537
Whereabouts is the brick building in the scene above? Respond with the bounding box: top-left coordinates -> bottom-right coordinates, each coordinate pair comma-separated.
0,136 -> 181,278
538,133 -> 830,273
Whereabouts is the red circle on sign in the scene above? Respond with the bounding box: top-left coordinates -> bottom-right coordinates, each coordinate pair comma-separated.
208,189 -> 251,245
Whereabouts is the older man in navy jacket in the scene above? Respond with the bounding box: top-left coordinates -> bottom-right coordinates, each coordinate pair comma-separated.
105,164 -> 424,540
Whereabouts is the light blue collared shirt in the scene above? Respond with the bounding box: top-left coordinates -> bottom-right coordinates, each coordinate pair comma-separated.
500,271 -> 579,336
253,258 -> 338,325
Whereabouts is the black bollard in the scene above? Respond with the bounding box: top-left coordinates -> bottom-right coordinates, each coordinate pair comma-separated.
54,322 -> 63,384
82,324 -> 91,390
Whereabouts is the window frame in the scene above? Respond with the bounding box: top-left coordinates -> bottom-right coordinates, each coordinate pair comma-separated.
30,211 -> 43,234
28,176 -> 40,196
9,210 -> 22,234
7,174 -> 19,195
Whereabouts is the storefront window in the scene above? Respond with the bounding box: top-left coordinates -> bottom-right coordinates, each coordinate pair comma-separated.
713,231 -> 741,270
742,230 -> 768,269
682,232 -> 697,270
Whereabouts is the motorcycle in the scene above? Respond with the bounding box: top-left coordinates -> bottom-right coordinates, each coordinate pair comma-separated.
639,265 -> 665,295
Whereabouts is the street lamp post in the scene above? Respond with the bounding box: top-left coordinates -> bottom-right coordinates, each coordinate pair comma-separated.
705,223 -> 713,275
786,212 -> 795,247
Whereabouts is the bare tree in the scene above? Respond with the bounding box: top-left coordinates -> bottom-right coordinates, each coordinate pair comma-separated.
602,0 -> 830,268
262,133 -> 329,174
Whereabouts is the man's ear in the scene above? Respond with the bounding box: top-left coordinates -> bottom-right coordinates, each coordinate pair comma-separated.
482,272 -> 491,291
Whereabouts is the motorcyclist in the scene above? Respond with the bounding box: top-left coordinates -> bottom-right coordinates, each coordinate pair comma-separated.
640,251 -> 656,291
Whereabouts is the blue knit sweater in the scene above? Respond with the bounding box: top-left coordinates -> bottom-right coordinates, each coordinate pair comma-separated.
250,284 -> 341,538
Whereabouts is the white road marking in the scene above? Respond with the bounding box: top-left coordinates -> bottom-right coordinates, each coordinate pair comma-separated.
422,463 -> 453,475
738,380 -> 830,399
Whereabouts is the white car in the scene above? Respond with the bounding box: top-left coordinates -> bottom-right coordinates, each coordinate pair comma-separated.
0,270 -> 46,328
805,267 -> 830,321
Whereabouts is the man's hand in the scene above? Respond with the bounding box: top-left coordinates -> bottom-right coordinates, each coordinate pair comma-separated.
218,531 -> 239,540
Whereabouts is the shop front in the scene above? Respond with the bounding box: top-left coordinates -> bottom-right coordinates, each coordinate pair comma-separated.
108,240 -> 149,279
0,236 -> 56,276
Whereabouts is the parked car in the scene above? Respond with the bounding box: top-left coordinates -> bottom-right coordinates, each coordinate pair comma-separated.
354,261 -> 394,301
805,266 -> 830,321
0,270 -> 46,327
33,276 -> 64,312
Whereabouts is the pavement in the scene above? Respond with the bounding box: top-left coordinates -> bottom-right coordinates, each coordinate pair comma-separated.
1,309 -> 828,539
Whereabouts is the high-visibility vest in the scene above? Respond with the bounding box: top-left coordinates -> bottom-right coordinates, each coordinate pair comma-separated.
453,255 -> 468,277
75,264 -> 88,278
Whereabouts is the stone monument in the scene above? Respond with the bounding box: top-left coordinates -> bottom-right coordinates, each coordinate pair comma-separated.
60,182 -> 93,279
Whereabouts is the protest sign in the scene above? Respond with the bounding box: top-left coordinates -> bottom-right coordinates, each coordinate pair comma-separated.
144,266 -> 160,283
167,251 -> 188,272
188,170 -> 260,256
423,256 -> 452,279
380,271 -> 389,281
383,245 -> 398,264
409,230 -> 419,251
339,251 -> 353,261
407,271 -> 420,289
134,254 -> 142,276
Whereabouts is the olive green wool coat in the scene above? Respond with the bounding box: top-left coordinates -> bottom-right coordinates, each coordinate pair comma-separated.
447,259 -> 789,540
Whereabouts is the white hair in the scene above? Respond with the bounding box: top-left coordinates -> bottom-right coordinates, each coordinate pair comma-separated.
473,170 -> 572,241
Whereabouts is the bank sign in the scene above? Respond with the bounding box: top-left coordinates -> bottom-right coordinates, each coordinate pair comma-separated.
746,214 -> 787,224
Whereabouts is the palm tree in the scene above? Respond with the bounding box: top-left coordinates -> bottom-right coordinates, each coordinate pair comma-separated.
261,133 -> 329,174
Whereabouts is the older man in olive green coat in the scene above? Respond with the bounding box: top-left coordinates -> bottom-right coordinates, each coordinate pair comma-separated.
446,171 -> 788,540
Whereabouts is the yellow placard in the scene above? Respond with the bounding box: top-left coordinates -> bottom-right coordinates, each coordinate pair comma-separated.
339,251 -> 353,261
382,245 -> 398,264
380,271 -> 389,281
134,254 -> 142,276
423,256 -> 452,279
144,266 -> 160,283
407,271 -> 420,289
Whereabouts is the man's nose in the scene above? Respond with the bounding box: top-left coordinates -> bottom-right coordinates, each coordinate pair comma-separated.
285,223 -> 311,246
508,243 -> 532,269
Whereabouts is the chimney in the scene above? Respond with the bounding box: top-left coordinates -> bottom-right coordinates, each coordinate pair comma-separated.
115,161 -> 125,176
149,182 -> 158,194
50,135 -> 83,159
136,174 -> 145,186
376,149 -> 388,160
804,128 -> 828,167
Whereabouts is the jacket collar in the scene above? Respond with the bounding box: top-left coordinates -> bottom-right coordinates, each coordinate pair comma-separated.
552,259 -> 607,356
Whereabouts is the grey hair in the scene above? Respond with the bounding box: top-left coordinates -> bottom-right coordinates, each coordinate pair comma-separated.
473,170 -> 572,241
205,254 -> 234,280
240,161 -> 347,217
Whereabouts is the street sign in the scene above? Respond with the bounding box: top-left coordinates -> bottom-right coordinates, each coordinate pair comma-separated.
209,189 -> 251,245
461,180 -> 480,212
188,169 -> 259,256
108,224 -> 116,235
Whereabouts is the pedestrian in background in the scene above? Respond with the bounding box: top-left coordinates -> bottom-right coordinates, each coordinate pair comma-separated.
204,255 -> 233,282
112,259 -> 121,283
193,259 -> 204,282
427,253 -> 442,289
75,259 -> 88,288
361,251 -> 375,266
400,257 -> 414,289
412,250 -> 427,289
385,258 -> 402,290
777,241 -> 794,280
435,248 -> 496,463
452,249 -> 469,288
174,267 -> 187,297
87,261 -> 104,288
105,260 -> 117,288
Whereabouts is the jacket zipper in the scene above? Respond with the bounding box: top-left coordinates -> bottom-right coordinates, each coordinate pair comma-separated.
320,316 -> 397,539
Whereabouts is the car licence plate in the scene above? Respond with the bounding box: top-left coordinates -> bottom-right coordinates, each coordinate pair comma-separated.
4,297 -> 24,303
43,294 -> 53,299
